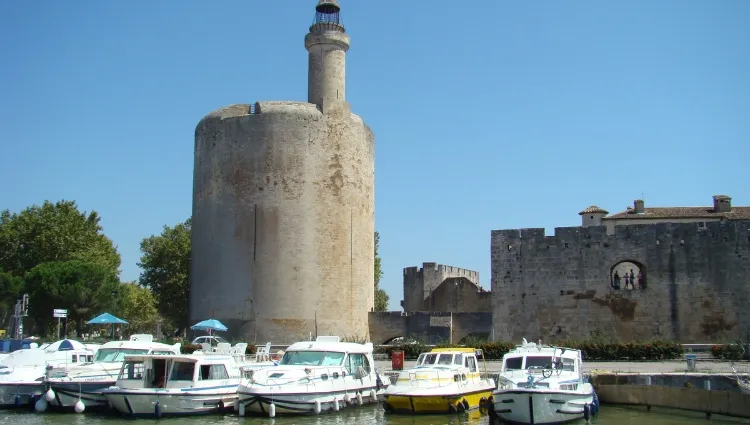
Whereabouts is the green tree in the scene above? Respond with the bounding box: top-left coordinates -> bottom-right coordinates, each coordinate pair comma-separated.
138,218 -> 191,330
0,200 -> 121,277
374,231 -> 389,311
0,268 -> 23,329
24,260 -> 120,336
117,281 -> 163,334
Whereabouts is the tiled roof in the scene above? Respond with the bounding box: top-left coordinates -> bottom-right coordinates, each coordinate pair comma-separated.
579,205 -> 609,215
603,206 -> 750,220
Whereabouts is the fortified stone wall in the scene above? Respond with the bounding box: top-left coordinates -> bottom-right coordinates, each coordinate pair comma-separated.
191,101 -> 374,343
368,311 -> 492,345
491,220 -> 750,343
423,277 -> 491,313
402,263 -> 480,312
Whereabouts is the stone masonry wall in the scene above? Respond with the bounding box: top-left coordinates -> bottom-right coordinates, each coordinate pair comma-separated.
368,311 -> 492,345
191,101 -> 374,343
402,263 -> 480,312
424,277 -> 492,313
491,220 -> 750,343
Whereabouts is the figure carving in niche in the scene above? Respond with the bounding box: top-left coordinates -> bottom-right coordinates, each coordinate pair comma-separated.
610,261 -> 646,291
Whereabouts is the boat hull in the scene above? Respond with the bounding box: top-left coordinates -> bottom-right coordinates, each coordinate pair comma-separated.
0,383 -> 44,409
104,387 -> 238,417
383,386 -> 494,414
45,380 -> 114,411
238,386 -> 382,416
492,389 -> 595,424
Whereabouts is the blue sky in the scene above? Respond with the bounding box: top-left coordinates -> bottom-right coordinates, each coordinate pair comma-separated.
1,0 -> 748,311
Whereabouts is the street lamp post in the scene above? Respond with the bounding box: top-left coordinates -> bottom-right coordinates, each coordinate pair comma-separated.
111,290 -> 117,339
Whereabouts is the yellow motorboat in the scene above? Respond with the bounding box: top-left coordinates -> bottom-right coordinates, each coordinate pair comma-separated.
382,347 -> 496,414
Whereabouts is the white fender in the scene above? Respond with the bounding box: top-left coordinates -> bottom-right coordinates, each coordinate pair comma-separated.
269,402 -> 276,418
74,399 -> 85,413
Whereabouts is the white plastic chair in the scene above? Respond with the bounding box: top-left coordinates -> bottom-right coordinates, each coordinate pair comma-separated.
200,342 -> 212,353
255,342 -> 271,362
215,342 -> 231,354
231,343 -> 248,362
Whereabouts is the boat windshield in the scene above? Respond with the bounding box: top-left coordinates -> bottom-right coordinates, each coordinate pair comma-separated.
415,353 -> 458,366
94,348 -> 150,362
279,351 -> 345,366
525,356 -> 552,369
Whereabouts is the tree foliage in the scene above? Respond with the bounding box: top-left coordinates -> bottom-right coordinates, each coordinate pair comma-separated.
0,268 -> 23,329
117,282 -> 163,334
374,231 -> 389,312
0,200 -> 121,277
24,260 -> 120,335
138,218 -> 191,330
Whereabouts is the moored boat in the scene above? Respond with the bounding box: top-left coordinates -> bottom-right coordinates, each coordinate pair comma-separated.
38,334 -> 180,413
491,338 -> 599,424
0,339 -> 95,410
382,347 -> 496,414
102,352 -> 244,418
236,336 -> 387,417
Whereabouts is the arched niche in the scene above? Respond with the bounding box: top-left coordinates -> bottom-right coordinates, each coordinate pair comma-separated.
382,336 -> 407,345
610,260 -> 646,291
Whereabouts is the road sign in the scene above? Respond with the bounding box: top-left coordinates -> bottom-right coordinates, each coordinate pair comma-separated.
53,309 -> 68,318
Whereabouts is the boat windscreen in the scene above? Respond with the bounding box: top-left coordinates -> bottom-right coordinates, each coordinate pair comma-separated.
525,356 -> 552,369
504,357 -> 523,370
280,351 -> 345,366
437,353 -> 453,365
94,348 -> 150,362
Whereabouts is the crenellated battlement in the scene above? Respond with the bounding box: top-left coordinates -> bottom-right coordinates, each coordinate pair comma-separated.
490,219 -> 750,343
402,262 -> 482,313
492,220 -> 750,248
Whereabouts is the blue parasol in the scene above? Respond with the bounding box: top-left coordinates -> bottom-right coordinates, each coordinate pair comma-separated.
190,319 -> 228,332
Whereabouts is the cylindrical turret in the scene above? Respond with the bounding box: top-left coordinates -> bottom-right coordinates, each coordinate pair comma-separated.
305,1 -> 350,113
190,0 -> 374,343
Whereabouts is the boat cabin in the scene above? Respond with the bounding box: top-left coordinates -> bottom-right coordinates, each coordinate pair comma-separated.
116,354 -> 241,389
414,348 -> 484,372
91,335 -> 180,363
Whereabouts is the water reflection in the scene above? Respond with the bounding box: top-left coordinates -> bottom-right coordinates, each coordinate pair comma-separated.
2,404 -> 750,425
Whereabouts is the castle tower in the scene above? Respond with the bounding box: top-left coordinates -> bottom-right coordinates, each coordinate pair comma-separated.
578,206 -> 609,227
306,1 -> 350,113
190,0 -> 375,342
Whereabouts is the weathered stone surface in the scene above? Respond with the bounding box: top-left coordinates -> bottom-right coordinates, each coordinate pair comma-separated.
190,3 -> 374,343
368,311 -> 491,344
491,220 -> 750,343
402,263 -> 483,312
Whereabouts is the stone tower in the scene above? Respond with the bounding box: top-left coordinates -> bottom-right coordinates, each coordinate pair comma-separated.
190,0 -> 375,342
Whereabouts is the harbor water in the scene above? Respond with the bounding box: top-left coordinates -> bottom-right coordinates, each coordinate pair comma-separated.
1,405 -> 748,425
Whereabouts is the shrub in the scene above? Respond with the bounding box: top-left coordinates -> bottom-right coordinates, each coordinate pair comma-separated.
711,344 -> 744,360
376,339 -> 683,361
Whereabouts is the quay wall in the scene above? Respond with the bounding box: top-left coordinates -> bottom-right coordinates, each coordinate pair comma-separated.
591,373 -> 750,419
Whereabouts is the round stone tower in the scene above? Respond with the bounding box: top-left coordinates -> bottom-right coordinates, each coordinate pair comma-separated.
190,0 -> 375,343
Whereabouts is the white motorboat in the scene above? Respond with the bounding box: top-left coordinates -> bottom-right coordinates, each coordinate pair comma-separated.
38,334 -> 181,413
0,339 -> 95,409
0,339 -> 39,364
382,347 -> 496,414
492,338 -> 600,424
102,352 -> 244,418
236,336 -> 387,417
